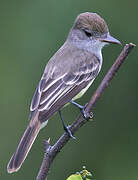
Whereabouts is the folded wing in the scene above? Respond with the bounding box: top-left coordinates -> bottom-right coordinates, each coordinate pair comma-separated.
30,54 -> 100,122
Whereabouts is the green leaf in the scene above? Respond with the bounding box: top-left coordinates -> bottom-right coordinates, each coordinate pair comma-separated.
66,167 -> 94,180
67,174 -> 83,180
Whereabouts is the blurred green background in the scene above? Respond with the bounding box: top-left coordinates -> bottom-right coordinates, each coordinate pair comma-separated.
0,0 -> 137,179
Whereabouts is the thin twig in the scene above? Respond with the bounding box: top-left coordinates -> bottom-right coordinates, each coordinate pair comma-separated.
36,43 -> 135,180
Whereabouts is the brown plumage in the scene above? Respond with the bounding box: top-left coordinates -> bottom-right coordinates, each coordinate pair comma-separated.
7,112 -> 42,173
74,12 -> 108,34
7,12 -> 120,173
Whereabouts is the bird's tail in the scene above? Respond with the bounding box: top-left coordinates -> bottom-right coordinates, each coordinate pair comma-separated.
7,114 -> 42,173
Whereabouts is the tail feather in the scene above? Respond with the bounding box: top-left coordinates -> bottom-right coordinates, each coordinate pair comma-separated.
7,120 -> 41,173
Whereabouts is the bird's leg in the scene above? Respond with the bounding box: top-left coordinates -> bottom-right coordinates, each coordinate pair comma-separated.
58,110 -> 76,139
70,100 -> 93,119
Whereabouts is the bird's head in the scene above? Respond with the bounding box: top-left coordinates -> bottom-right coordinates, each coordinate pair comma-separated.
68,12 -> 121,52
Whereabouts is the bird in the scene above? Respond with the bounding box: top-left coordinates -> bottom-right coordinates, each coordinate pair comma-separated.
7,12 -> 121,173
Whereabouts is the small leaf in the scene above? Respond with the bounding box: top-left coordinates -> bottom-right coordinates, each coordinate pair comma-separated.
67,174 -> 83,180
66,167 -> 94,180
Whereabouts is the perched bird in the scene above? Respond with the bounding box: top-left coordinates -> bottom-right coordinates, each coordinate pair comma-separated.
7,12 -> 121,173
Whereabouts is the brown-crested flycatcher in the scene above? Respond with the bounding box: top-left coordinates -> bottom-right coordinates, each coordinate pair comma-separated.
7,12 -> 121,173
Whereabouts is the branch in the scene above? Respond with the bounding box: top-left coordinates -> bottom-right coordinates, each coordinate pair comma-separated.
36,43 -> 135,180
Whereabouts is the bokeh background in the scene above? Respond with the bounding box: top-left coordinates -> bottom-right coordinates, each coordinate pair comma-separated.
0,0 -> 137,179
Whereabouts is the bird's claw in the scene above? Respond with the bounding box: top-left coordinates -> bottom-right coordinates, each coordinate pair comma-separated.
64,126 -> 76,139
80,103 -> 94,120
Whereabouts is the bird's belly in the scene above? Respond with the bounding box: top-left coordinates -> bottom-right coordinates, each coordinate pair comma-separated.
72,79 -> 94,101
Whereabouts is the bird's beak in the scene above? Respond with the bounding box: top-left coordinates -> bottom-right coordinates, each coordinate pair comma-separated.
100,33 -> 121,45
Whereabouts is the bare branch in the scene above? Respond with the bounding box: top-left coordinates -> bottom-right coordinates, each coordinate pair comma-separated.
36,43 -> 135,180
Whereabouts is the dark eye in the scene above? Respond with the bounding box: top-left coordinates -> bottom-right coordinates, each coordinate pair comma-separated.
84,30 -> 92,37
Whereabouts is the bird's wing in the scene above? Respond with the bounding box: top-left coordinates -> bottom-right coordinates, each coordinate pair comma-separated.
30,53 -> 100,122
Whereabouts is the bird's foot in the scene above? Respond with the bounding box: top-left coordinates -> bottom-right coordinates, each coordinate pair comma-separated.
70,100 -> 94,120
64,126 -> 76,139
58,110 -> 76,139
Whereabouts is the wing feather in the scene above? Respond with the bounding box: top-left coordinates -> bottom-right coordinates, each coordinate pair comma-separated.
38,80 -> 89,122
30,52 -> 100,121
30,87 -> 41,111
40,80 -> 64,105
